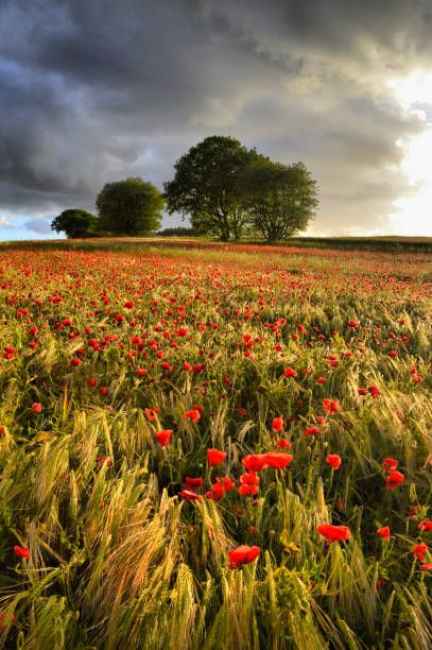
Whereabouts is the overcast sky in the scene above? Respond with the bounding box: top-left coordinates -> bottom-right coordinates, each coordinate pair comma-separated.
1,0 -> 432,240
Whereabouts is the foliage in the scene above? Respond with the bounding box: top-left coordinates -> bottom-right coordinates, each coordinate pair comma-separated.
96,177 -> 165,235
164,136 -> 260,241
50,209 -> 98,239
157,226 -> 202,237
239,160 -> 319,242
1,243 -> 432,648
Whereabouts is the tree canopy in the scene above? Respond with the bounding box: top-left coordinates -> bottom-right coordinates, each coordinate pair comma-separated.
164,136 -> 318,241
96,177 -> 165,235
164,136 -> 260,241
51,209 -> 98,238
239,159 -> 319,241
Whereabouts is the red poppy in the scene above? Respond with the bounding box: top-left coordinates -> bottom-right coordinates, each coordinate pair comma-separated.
144,407 -> 160,421
304,426 -> 320,437
271,416 -> 284,433
70,357 -> 81,367
239,472 -> 260,486
276,438 -> 291,449
418,520 -> 432,532
185,408 -> 201,423
368,385 -> 381,398
322,399 -> 341,415
241,454 -> 267,472
412,543 -> 428,561
382,457 -> 398,472
377,526 -> 391,540
135,367 -> 147,377
87,377 -> 97,388
239,484 -> 259,496
283,367 -> 297,378
385,469 -> 405,490
228,545 -> 261,569
31,402 -> 43,414
207,448 -> 227,467
184,476 -> 204,489
326,454 -> 342,470
262,452 -> 293,469
357,387 -> 368,396
317,524 -> 351,542
179,489 -> 202,501
420,562 -> 432,571
347,319 -> 360,329
207,482 -> 226,500
155,429 -> 173,447
14,545 -> 30,560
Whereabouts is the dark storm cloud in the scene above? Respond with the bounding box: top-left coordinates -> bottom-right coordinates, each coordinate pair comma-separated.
0,0 -> 431,235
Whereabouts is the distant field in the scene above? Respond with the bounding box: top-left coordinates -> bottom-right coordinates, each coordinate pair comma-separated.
1,242 -> 432,648
3,234 -> 432,253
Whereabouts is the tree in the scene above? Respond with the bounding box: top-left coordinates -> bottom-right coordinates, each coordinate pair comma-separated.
164,136 -> 259,241
51,209 -> 98,238
240,160 -> 318,242
96,177 -> 165,235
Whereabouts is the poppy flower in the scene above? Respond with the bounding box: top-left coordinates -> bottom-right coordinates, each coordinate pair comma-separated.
304,426 -> 320,437
217,476 -> 235,492
185,408 -> 201,423
207,482 -> 226,500
179,489 -> 202,501
228,545 -> 261,569
322,399 -> 341,415
368,385 -> 381,398
87,377 -> 97,388
283,367 -> 297,378
271,416 -> 284,433
420,563 -> 432,571
238,484 -> 259,496
418,520 -> 432,532
31,402 -> 43,414
382,457 -> 398,472
99,386 -> 109,397
240,472 -> 260,486
144,407 -> 159,421
347,319 -> 360,329
14,545 -> 30,560
207,448 -> 227,467
184,476 -> 204,489
276,438 -> 291,449
412,543 -> 428,561
317,524 -> 351,543
242,454 -> 267,472
377,526 -> 391,541
385,469 -> 405,491
70,357 -> 81,367
357,387 -> 368,396
155,429 -> 173,447
326,454 -> 342,470
262,452 -> 293,469
135,367 -> 147,377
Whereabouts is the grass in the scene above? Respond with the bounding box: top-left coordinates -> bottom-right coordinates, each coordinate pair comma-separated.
1,242 -> 432,648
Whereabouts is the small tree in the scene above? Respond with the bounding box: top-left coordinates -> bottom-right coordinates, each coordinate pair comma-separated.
240,160 -> 318,242
96,177 -> 165,236
51,209 -> 98,238
164,136 -> 258,241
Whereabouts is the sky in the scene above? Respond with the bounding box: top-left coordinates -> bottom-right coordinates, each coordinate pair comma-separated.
1,0 -> 432,240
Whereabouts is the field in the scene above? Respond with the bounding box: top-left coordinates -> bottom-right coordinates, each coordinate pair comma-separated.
1,240 -> 432,648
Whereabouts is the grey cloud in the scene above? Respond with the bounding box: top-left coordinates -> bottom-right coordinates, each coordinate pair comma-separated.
0,0 -> 431,236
